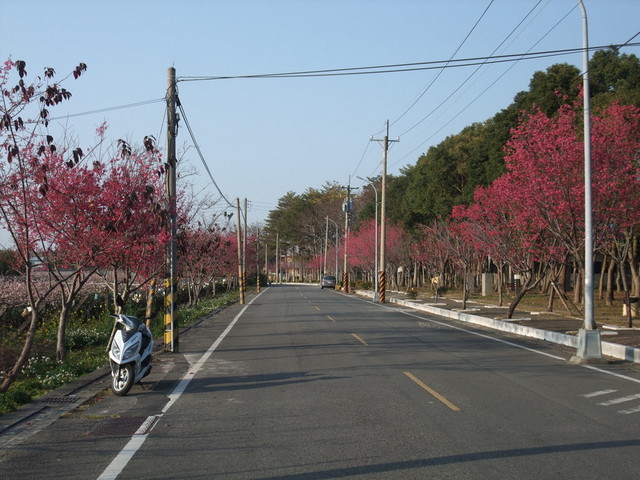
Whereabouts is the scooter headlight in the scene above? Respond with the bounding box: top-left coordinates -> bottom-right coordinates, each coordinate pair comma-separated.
112,342 -> 121,357
123,341 -> 140,361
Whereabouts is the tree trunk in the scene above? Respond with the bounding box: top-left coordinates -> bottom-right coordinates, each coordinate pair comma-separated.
506,287 -> 528,319
597,254 -> 607,300
497,262 -> 504,307
620,260 -> 634,328
461,266 -> 469,310
627,240 -> 640,297
547,282 -> 555,312
573,268 -> 582,305
56,302 -> 73,362
606,257 -> 616,306
111,266 -> 120,310
0,308 -> 40,392
506,274 -> 541,319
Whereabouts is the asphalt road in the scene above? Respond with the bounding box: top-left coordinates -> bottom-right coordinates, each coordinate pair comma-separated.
2,284 -> 640,479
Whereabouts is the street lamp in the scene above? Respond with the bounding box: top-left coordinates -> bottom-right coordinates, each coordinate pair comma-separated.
574,0 -> 602,361
327,217 -> 340,277
357,176 -> 379,301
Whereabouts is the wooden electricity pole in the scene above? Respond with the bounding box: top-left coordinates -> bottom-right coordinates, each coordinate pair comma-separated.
164,67 -> 178,351
371,121 -> 398,303
236,198 -> 245,304
243,198 -> 248,297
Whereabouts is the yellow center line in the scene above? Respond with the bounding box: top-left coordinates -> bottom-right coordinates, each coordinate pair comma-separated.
351,333 -> 368,346
327,315 -> 336,322
403,371 -> 461,411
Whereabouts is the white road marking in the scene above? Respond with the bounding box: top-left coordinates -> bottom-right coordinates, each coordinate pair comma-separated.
598,393 -> 640,406
618,405 -> 640,414
582,389 -> 617,398
96,289 -> 266,480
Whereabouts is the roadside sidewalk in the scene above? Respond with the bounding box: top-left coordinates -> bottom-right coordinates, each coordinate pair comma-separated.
355,289 -> 640,364
0,367 -> 111,450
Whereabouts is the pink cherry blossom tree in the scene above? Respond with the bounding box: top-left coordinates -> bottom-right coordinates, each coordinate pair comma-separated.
0,59 -> 88,389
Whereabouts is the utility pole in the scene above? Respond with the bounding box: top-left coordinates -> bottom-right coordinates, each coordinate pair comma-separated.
164,67 -> 178,352
243,197 -> 248,298
256,229 -> 261,292
342,180 -> 357,293
236,198 -> 245,304
357,176 -> 379,302
371,120 -> 398,303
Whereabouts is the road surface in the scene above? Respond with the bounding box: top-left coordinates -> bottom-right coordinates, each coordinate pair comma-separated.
2,284 -> 640,479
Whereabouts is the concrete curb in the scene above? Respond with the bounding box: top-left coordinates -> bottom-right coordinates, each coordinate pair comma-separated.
355,290 -> 640,364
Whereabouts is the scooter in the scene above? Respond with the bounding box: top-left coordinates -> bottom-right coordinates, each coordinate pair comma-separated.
107,302 -> 153,396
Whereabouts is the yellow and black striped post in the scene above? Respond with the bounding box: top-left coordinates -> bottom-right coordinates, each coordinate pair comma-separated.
378,270 -> 386,303
164,277 -> 177,350
242,272 -> 247,299
343,272 -> 349,293
145,278 -> 156,328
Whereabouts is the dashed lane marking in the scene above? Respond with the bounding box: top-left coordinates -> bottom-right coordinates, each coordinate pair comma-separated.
598,393 -> 640,406
582,389 -> 618,398
351,333 -> 368,346
404,371 -> 460,411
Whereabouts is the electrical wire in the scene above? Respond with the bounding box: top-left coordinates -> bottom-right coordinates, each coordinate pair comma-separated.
621,30 -> 640,48
350,140 -> 374,180
396,0 -> 546,139
176,97 -> 235,210
386,0 -> 495,134
175,43 -> 638,83
46,98 -> 165,122
390,3 -> 583,167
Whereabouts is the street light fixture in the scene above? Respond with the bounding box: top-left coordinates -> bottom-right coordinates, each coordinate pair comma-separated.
574,0 -> 602,361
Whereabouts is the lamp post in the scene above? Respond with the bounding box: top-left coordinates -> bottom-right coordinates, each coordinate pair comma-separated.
574,0 -> 602,362
324,216 -> 329,276
276,232 -> 280,284
327,217 -> 340,277
342,182 -> 357,293
358,176 -> 379,302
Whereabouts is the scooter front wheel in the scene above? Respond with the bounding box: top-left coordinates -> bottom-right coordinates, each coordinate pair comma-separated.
112,364 -> 135,396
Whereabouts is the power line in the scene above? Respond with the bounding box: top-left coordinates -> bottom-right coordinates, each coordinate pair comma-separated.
176,96 -> 235,210
387,0 -> 495,132
621,30 -> 640,48
46,98 -> 165,122
390,3 -> 583,167
350,139 -> 374,180
396,0 -> 546,139
176,43 -> 637,83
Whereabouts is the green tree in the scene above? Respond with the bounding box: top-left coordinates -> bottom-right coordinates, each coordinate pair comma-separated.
590,49 -> 640,108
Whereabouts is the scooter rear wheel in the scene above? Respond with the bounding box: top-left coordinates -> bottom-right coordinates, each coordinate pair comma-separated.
112,364 -> 135,396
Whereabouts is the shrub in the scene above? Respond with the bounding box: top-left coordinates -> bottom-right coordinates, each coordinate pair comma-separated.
0,388 -> 32,414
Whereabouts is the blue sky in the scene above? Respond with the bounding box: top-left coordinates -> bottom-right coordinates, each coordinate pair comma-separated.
2,0 -> 640,231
